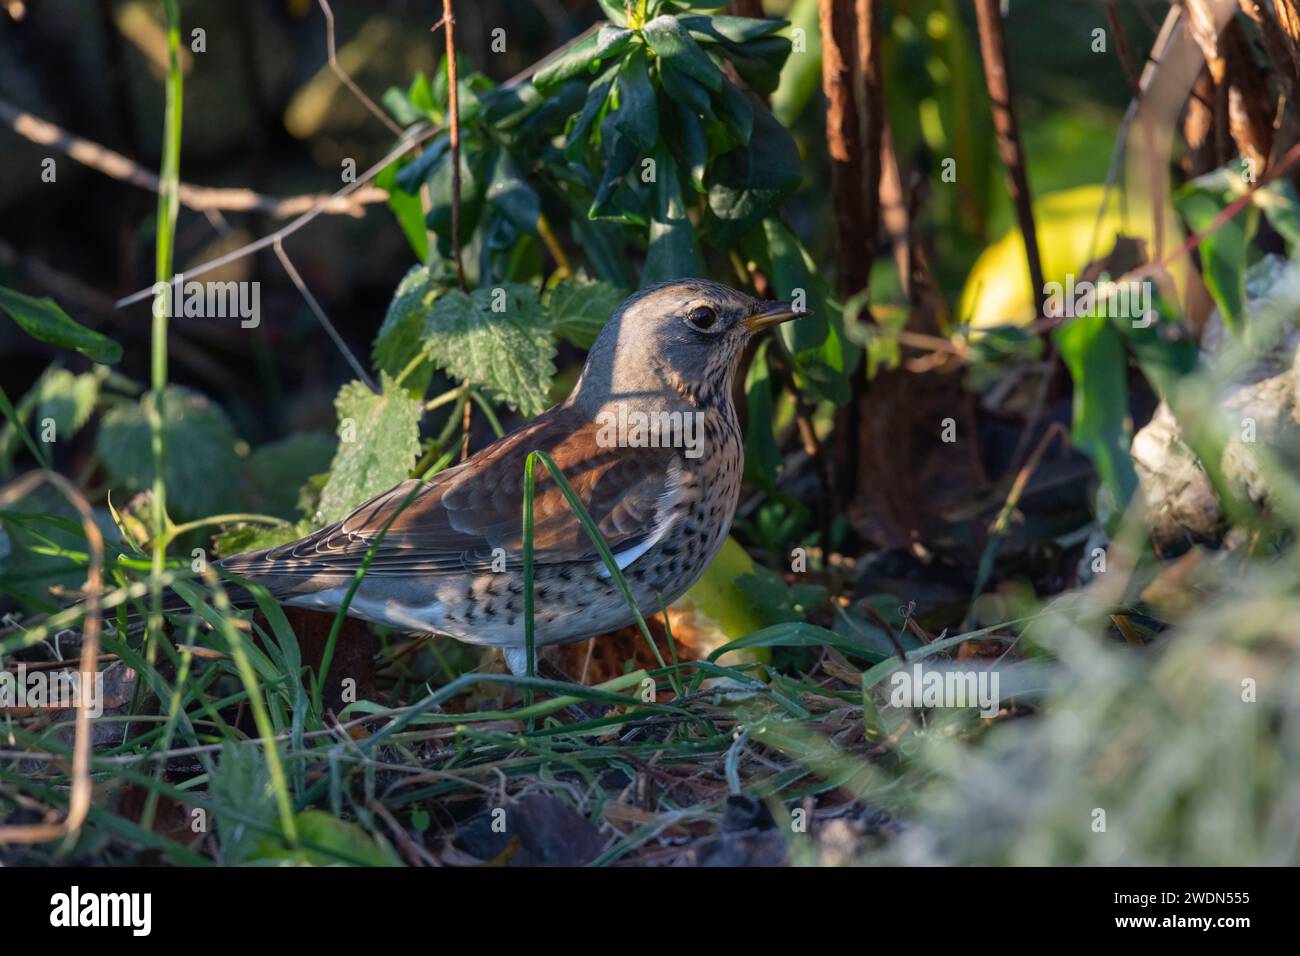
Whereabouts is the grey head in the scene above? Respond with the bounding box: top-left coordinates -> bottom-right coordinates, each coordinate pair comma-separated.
568,278 -> 804,413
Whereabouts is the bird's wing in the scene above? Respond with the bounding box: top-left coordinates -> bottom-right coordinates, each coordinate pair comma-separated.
221,411 -> 685,583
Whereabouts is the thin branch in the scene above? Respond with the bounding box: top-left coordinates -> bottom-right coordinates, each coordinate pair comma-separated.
113,21 -> 600,311
1106,0 -> 1142,97
114,123 -> 439,309
855,0 -> 884,270
317,0 -> 404,137
973,0 -> 1045,319
0,96 -> 387,219
273,236 -> 377,391
441,0 -> 467,291
817,0 -> 870,298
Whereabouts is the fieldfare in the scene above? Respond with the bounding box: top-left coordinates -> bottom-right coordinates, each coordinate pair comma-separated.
220,279 -> 803,675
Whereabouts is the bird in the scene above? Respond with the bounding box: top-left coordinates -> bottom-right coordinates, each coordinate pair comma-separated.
218,279 -> 805,676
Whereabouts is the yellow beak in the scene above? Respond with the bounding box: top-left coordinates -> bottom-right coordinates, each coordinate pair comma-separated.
741,300 -> 808,331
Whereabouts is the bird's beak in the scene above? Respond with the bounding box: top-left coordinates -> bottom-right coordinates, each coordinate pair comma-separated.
741,300 -> 808,332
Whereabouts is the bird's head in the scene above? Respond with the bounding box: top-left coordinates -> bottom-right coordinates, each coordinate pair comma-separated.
571,278 -> 806,410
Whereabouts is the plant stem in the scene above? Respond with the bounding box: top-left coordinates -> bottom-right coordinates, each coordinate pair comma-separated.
442,0 -> 466,291
148,0 -> 183,660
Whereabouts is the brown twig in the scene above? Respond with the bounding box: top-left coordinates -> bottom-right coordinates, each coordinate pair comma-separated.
0,471 -> 102,848
973,0 -> 1045,319
1106,0 -> 1142,98
817,0 -> 869,297
855,0 -> 884,267
273,236 -> 376,391
0,96 -> 387,219
441,0 -> 467,292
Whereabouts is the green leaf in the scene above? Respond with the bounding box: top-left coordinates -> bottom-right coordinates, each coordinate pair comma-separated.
426,141 -> 489,259
1254,178 -> 1300,251
317,374 -> 423,524
658,61 -> 713,116
716,35 -> 792,94
250,810 -> 402,867
565,68 -> 618,158
612,47 -> 658,152
643,14 -> 723,91
589,118 -> 641,220
760,218 -> 854,404
35,368 -> 99,444
663,98 -> 708,192
1055,312 -> 1138,512
547,275 -> 626,348
0,286 -> 121,364
596,0 -> 629,25
643,142 -> 703,284
422,284 -> 556,416
394,135 -> 450,194
1176,172 -> 1256,336
214,520 -> 309,558
533,25 -> 634,92
245,433 -> 337,521
706,622 -> 887,665
714,77 -> 754,142
96,386 -> 242,519
376,160 -> 429,263
743,340 -> 780,491
373,263 -> 447,380
484,149 -> 540,235
678,14 -> 789,44
706,100 -> 800,243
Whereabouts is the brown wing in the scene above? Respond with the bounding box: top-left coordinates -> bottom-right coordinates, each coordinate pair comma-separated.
221,408 -> 683,583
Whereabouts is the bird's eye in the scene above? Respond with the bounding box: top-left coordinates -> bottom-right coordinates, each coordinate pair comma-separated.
685,305 -> 718,331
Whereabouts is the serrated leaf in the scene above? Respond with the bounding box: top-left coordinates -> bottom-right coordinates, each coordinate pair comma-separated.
374,264 -> 447,379
0,286 -> 122,364
96,386 -> 242,519
548,275 -> 627,348
643,15 -> 723,91
423,284 -> 555,416
316,374 -> 422,525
